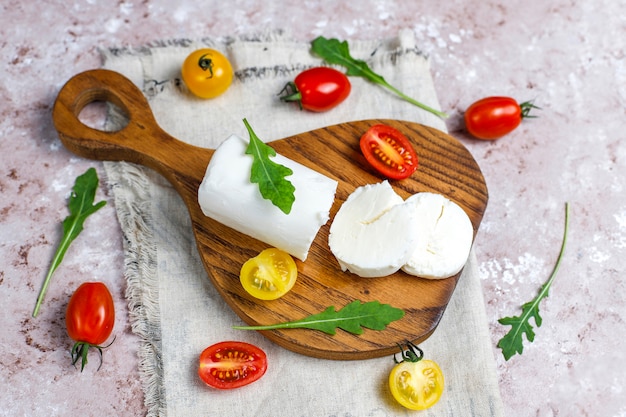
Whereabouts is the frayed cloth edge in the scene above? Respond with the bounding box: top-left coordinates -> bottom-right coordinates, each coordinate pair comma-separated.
103,160 -> 165,417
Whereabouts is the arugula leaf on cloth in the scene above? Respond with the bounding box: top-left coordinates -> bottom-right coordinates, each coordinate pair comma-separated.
233,300 -> 405,335
243,118 -> 295,215
32,168 -> 107,317
310,36 -> 448,119
497,202 -> 570,360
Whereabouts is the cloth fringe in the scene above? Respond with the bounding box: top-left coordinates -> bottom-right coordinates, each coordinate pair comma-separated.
102,105 -> 165,416
104,161 -> 165,417
101,28 -> 427,83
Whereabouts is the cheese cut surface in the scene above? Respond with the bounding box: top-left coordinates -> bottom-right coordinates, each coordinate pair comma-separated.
328,181 -> 419,277
197,134 -> 338,261
401,192 -> 474,279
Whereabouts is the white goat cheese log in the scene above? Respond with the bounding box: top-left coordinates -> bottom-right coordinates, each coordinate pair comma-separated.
198,134 -> 338,261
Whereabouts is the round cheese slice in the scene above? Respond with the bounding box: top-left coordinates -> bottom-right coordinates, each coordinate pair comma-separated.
401,192 -> 474,279
328,181 -> 419,278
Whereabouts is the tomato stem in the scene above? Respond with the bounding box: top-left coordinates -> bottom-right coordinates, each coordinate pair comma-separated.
70,336 -> 116,372
520,100 -> 541,119
393,341 -> 424,363
278,82 -> 303,109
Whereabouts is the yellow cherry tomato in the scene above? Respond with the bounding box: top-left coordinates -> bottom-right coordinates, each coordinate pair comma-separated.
389,343 -> 444,411
239,248 -> 297,300
181,48 -> 233,99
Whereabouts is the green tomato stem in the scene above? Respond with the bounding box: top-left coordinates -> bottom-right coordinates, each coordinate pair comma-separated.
520,100 -> 541,119
278,81 -> 304,110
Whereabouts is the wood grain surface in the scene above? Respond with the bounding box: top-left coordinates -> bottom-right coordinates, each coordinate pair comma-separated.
52,69 -> 488,360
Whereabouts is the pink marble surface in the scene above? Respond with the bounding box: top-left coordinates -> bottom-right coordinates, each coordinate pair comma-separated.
2,1 -> 625,416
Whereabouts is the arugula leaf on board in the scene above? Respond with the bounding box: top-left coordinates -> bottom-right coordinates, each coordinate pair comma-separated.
497,202 -> 570,360
32,168 -> 107,317
233,300 -> 405,335
310,36 -> 449,119
243,118 -> 295,215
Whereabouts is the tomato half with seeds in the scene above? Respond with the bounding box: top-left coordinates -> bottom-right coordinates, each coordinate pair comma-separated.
359,124 -> 418,180
240,248 -> 297,300
65,282 -> 115,371
181,48 -> 233,99
389,343 -> 444,411
280,67 -> 351,112
390,359 -> 445,410
464,96 -> 539,140
198,341 -> 268,390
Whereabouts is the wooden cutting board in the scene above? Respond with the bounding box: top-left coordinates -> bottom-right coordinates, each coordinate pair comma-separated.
52,69 -> 488,360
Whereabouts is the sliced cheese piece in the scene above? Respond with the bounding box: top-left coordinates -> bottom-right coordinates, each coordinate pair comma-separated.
198,134 -> 338,261
328,181 -> 419,277
401,192 -> 474,279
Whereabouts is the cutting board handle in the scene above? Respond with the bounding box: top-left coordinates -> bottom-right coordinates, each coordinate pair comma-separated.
51,69 -> 212,186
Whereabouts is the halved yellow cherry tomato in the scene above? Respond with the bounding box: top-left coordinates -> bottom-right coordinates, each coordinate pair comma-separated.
239,248 -> 297,300
389,342 -> 444,410
181,48 -> 233,99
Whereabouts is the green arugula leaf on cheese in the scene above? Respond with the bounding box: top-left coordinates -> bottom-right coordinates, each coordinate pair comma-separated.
243,118 -> 295,215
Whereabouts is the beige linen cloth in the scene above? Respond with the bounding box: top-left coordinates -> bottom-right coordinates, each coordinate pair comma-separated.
101,30 -> 504,417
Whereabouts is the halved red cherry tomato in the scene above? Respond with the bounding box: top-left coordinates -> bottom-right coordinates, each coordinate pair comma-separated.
359,124 -> 418,180
181,48 -> 233,99
198,341 -> 268,389
389,342 -> 444,410
280,67 -> 351,112
240,248 -> 297,300
464,96 -> 539,140
65,282 -> 115,371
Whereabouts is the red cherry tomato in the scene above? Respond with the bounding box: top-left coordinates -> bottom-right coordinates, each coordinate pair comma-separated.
280,67 -> 351,112
65,282 -> 115,371
359,124 -> 418,180
464,96 -> 539,140
198,341 -> 268,389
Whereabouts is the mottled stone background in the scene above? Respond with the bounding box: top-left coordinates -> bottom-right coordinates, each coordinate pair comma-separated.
2,1 -> 625,416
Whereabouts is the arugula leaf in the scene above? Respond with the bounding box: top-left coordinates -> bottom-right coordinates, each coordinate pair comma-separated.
233,300 -> 405,335
310,36 -> 448,119
497,202 -> 570,360
32,168 -> 106,317
243,118 -> 295,215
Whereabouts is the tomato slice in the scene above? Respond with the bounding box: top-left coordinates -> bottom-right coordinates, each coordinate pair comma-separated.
359,124 -> 418,180
198,341 -> 268,390
389,359 -> 445,410
240,248 -> 297,300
